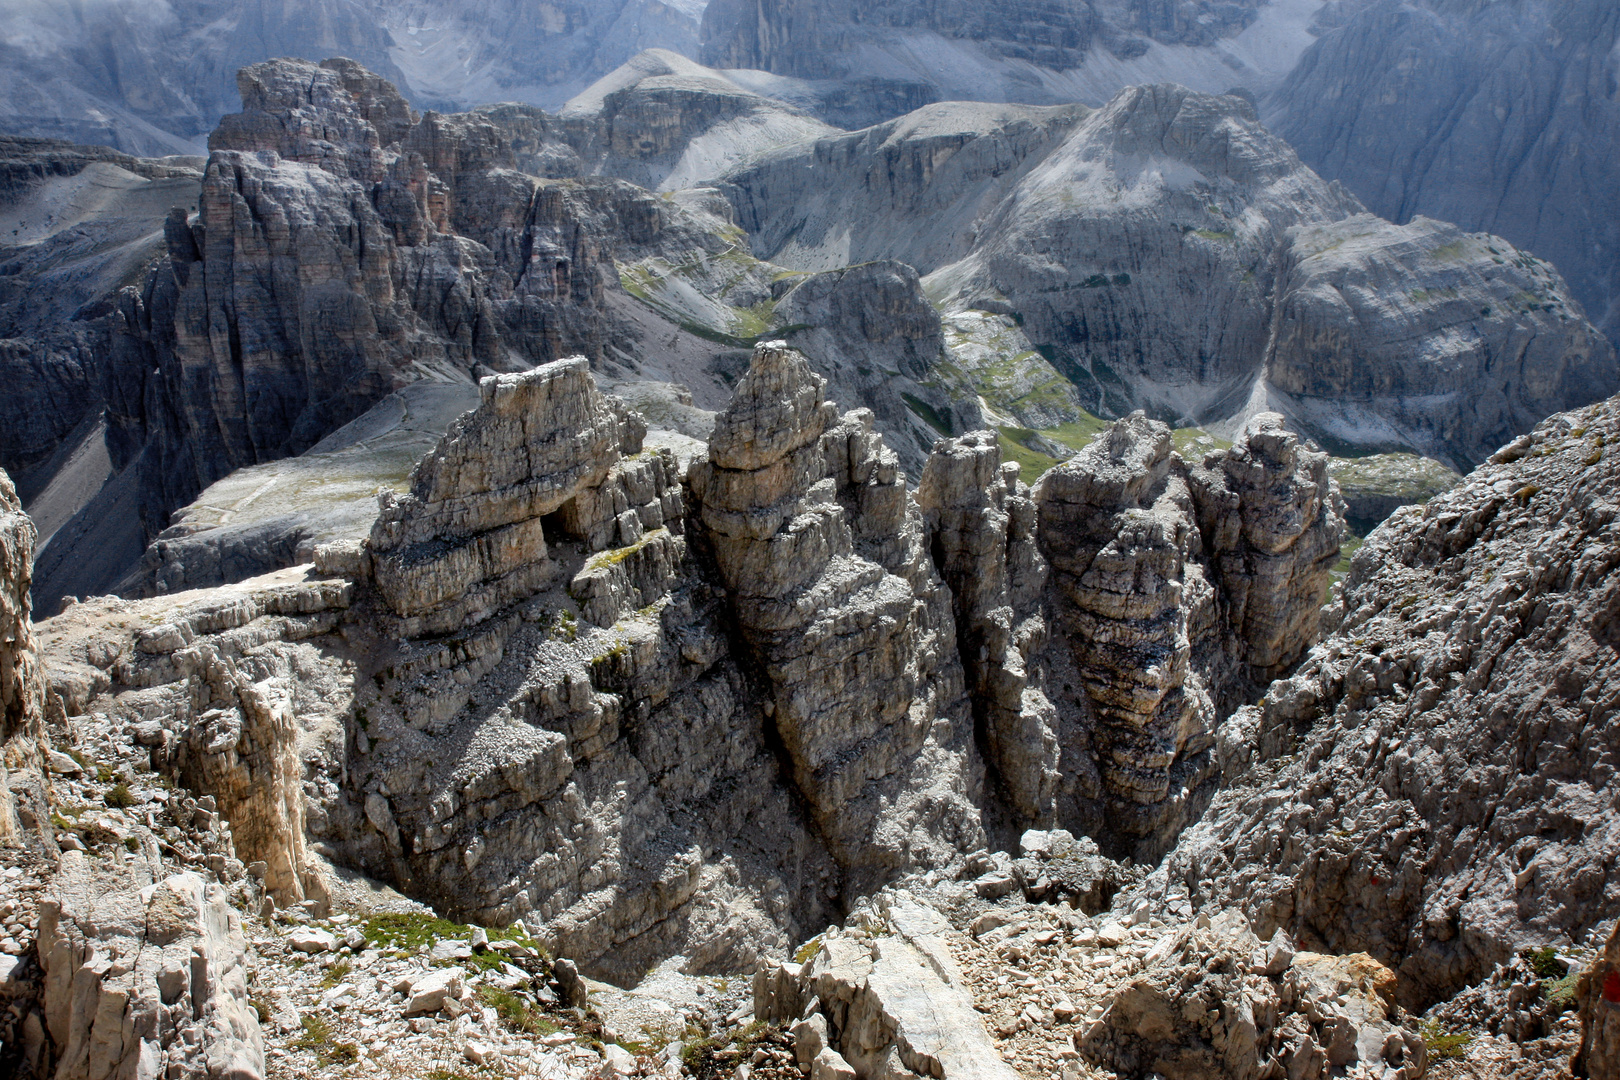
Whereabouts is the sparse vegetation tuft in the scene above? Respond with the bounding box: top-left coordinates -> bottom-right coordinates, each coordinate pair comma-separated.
1420,1020 -> 1473,1061
477,984 -> 558,1036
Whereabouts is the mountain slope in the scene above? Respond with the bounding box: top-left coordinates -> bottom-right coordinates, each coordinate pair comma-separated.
1268,0 -> 1620,341
723,84 -> 1618,468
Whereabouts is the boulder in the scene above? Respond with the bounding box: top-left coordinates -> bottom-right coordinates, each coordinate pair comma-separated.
404,968 -> 466,1017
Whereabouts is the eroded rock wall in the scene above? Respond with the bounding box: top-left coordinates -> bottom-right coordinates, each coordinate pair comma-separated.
0,467 -> 48,848
1170,393 -> 1620,1008
690,343 -> 984,887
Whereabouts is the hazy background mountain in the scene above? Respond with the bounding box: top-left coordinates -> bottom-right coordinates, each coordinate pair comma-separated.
3,0 -> 1614,351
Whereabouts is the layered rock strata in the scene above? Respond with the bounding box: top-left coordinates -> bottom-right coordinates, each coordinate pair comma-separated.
916,431 -> 1056,822
1033,416 -> 1219,840
72,54 -> 767,606
368,358 -> 655,637
26,342 -> 1355,989
690,343 -> 983,885
1170,392 -> 1620,1007
1188,414 -> 1346,681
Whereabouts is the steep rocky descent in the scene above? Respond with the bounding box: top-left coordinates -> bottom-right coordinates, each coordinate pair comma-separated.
0,468 -> 48,849
1167,391 -> 1620,1012
20,343 -> 1352,990
1269,0 -> 1620,343
916,431 -> 1055,823
690,343 -> 985,887
720,84 -> 1619,470
0,139 -> 204,490
324,354 -> 845,981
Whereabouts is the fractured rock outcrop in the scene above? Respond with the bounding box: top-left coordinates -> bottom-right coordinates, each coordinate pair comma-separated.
1170,392 -> 1620,1007
691,342 -> 983,884
1080,910 -> 1426,1080
1033,415 -> 1218,838
368,358 -> 657,636
38,853 -> 264,1080
1189,414 -> 1345,681
0,467 -> 48,848
916,430 -> 1055,821
720,85 -> 1618,466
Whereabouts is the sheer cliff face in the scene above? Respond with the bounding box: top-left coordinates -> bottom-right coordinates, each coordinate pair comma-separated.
1269,0 -> 1620,342
1170,392 -> 1620,1009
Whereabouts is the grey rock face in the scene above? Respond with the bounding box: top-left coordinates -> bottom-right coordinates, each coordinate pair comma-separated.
691,342 -> 983,885
754,893 -> 1023,1080
1033,416 -> 1219,835
557,49 -> 837,193
721,101 -> 1088,275
0,468 -> 48,849
1267,214 -> 1618,470
1080,910 -> 1426,1080
916,432 -> 1055,820
1269,0 -> 1620,342
369,359 -> 652,637
38,854 -> 265,1080
1188,414 -> 1345,680
28,342 -> 1357,988
699,0 -> 1269,127
99,56 -> 734,577
773,261 -> 977,474
1169,392 -> 1620,1008
1328,454 -> 1460,535
0,0 -> 413,156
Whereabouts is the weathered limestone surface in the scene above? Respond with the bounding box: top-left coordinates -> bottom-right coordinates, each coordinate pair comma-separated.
1171,393 -> 1620,1007
368,358 -> 654,636
1189,414 -> 1346,681
755,893 -> 1022,1080
690,342 -> 984,886
38,853 -> 264,1080
1081,910 -> 1426,1080
1033,415 -> 1219,841
721,86 -> 1617,467
0,467 -> 48,848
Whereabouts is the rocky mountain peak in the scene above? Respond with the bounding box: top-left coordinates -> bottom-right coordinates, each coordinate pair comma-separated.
212,56 -> 413,182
